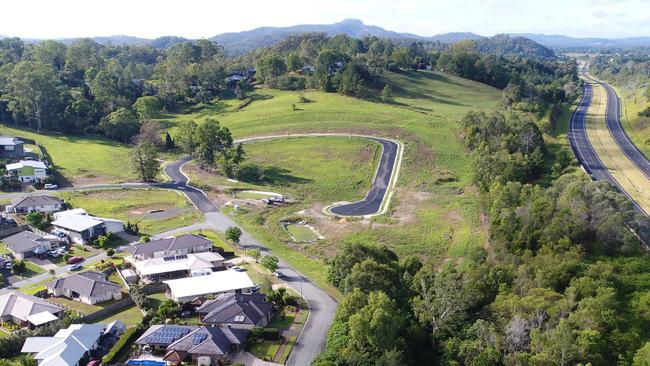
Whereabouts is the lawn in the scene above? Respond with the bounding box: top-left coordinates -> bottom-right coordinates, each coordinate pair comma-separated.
59,188 -> 202,235
94,305 -> 144,327
49,295 -> 127,315
247,340 -> 281,362
285,223 -> 319,242
0,125 -> 133,185
607,82 -> 650,158
50,245 -> 98,266
186,136 -> 380,203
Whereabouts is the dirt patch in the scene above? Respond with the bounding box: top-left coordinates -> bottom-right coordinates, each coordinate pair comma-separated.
445,210 -> 463,223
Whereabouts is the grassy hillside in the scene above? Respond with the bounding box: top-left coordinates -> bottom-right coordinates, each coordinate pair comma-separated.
611,84 -> 650,157
162,70 -> 501,284
0,125 -> 132,184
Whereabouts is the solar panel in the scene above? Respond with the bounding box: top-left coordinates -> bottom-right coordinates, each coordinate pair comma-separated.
192,332 -> 208,345
234,315 -> 246,322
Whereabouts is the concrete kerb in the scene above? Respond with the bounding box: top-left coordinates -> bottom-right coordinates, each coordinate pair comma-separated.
322,136 -> 404,218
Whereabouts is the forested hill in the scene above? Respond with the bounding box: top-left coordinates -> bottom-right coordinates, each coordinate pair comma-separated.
476,34 -> 555,59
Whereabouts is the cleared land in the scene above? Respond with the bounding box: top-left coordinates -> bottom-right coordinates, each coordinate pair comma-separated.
584,81 -> 650,212
59,188 -> 202,235
167,71 -> 501,275
286,223 -> 319,242
0,125 -> 132,185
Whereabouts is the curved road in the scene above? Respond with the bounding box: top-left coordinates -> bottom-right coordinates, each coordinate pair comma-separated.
232,133 -> 402,217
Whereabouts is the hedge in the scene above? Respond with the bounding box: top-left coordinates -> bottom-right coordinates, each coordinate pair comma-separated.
102,327 -> 141,364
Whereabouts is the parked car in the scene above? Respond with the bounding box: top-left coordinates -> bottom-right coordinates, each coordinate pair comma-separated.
49,251 -> 60,258
44,184 -> 58,190
231,266 -> 245,272
273,271 -> 284,278
69,264 -> 82,271
66,256 -> 83,264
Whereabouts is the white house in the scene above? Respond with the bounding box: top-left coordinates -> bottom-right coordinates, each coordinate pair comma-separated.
6,160 -> 48,183
127,251 -> 225,283
9,195 -> 63,215
21,323 -> 106,366
163,270 -> 255,302
51,213 -> 124,244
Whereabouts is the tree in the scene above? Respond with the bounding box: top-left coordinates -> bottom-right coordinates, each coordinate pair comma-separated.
136,120 -> 164,147
261,256 -> 279,273
7,61 -> 64,131
91,69 -> 122,110
634,342 -> 650,366
381,84 -> 394,104
12,260 -> 26,275
133,96 -> 162,120
287,52 -> 303,72
256,55 -> 287,83
246,248 -> 261,262
412,266 -> 470,340
130,142 -> 160,181
100,107 -> 139,143
26,211 -> 47,229
157,299 -> 180,320
165,132 -> 175,150
225,226 -> 242,244
194,118 -> 233,169
175,120 -> 198,154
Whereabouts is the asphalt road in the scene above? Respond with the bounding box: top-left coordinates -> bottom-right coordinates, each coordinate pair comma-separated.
329,138 -> 399,216
164,155 -> 337,366
568,75 -> 650,219
601,82 -> 650,180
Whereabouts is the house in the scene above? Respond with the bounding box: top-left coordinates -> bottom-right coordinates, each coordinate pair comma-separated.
0,136 -> 24,158
2,231 -> 62,259
6,160 -> 48,183
0,292 -> 64,328
21,323 -> 106,366
135,325 -> 248,365
9,195 -> 63,214
196,293 -> 273,329
51,213 -> 123,244
127,234 -> 213,260
52,208 -> 87,220
163,270 -> 255,303
127,251 -> 225,283
300,64 -> 315,74
46,271 -> 122,305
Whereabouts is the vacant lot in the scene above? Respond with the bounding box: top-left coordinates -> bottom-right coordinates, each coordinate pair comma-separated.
0,125 -> 132,185
165,71 -> 500,290
59,188 -> 202,235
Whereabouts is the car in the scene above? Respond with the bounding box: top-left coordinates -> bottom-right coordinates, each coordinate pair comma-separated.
44,184 -> 58,190
231,266 -> 245,272
66,256 -> 83,264
180,310 -> 192,318
69,264 -> 82,271
273,271 -> 284,278
49,251 -> 60,258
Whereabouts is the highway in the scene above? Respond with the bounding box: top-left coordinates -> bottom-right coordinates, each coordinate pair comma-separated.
568,69 -> 650,218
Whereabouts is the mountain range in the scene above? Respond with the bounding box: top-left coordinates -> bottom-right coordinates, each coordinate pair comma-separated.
3,19 -> 650,54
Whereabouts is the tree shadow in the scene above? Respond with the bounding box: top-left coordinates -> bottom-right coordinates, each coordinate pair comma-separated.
262,166 -> 312,186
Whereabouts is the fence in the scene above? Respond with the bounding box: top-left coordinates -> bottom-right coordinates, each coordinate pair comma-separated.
77,297 -> 135,323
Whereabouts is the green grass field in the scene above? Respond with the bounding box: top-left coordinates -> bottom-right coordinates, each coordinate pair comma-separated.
59,188 -> 202,235
94,305 -> 143,327
159,71 -> 500,292
286,223 -> 319,242
0,125 -> 132,184
610,84 -> 650,158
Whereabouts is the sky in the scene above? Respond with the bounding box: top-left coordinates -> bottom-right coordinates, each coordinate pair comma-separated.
2,0 -> 650,39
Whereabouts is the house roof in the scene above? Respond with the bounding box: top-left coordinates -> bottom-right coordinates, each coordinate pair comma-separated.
163,270 -> 254,301
0,136 -> 24,146
22,323 -> 106,366
167,326 -> 248,357
6,160 -> 47,171
11,195 -> 62,209
197,293 -> 272,326
2,231 -> 55,254
136,325 -> 248,357
26,311 -> 59,326
51,215 -> 104,232
128,234 -> 212,256
53,209 -> 88,220
0,292 -> 63,323
47,271 -> 122,298
132,251 -> 224,277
